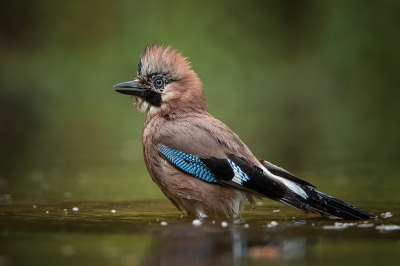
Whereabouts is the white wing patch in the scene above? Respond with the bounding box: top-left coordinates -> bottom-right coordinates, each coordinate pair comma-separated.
260,165 -> 308,199
227,159 -> 250,185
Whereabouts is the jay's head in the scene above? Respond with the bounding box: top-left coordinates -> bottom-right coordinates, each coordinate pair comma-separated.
114,43 -> 206,118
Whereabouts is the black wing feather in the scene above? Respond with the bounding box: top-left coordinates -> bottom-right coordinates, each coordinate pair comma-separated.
259,159 -> 315,188
174,148 -> 374,220
201,155 -> 285,199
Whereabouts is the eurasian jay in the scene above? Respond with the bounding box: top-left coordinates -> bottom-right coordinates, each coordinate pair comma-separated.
114,43 -> 374,220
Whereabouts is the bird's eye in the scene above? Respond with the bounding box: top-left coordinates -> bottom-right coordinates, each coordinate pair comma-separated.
154,78 -> 165,89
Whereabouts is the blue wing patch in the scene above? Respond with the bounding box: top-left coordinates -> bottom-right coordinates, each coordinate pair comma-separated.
159,145 -> 217,183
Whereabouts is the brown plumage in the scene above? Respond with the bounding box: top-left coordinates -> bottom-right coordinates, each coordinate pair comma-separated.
135,45 -> 206,119
114,43 -> 375,220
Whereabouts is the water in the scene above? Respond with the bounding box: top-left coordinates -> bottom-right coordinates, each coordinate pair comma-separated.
1,2 -> 399,265
1,201 -> 399,265
2,131 -> 399,266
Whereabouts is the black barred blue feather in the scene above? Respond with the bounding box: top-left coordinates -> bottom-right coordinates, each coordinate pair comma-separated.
160,145 -> 285,200
160,146 -> 217,183
159,145 -> 374,220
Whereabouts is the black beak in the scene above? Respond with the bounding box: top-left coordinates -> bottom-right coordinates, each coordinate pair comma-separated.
113,81 -> 147,96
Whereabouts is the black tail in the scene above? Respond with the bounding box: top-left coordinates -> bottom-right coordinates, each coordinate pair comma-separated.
299,187 -> 375,220
259,160 -> 375,220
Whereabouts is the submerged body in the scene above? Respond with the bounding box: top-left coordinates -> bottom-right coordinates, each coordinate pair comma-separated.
115,44 -> 374,220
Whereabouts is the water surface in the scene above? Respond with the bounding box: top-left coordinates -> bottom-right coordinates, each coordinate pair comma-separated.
1,201 -> 399,266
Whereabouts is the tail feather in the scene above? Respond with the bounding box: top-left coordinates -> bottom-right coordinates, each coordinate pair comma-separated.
259,159 -> 374,220
298,187 -> 375,220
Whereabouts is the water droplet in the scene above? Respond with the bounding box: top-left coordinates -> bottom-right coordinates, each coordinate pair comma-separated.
192,219 -> 202,226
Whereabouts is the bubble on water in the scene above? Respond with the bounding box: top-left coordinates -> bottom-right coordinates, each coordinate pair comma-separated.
323,222 -> 351,230
72,207 -> 79,212
358,223 -> 374,228
376,224 -> 400,231
381,212 -> 393,218
267,221 -> 278,228
192,219 -> 202,226
160,221 -> 168,226
111,210 -> 116,214
323,225 -> 347,230
221,221 -> 228,227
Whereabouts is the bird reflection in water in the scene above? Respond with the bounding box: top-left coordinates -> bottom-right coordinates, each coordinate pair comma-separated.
142,222 -> 307,265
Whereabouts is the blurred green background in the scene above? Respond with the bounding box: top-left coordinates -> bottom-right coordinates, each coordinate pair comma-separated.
0,0 -> 399,203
